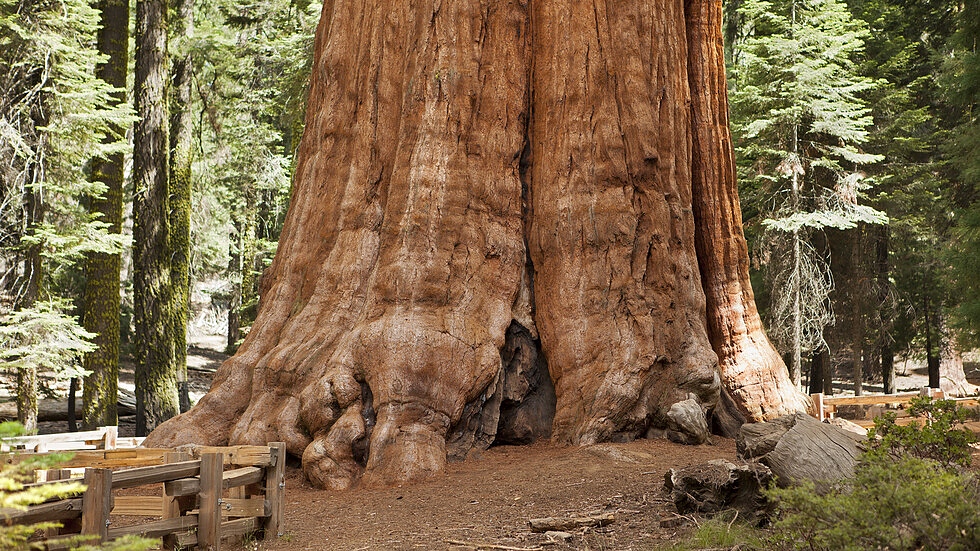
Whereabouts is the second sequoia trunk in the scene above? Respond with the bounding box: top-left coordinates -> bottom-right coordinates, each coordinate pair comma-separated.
146,0 -> 806,488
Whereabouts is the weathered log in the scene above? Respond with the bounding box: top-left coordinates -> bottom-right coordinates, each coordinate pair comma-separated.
0,393 -> 136,423
664,458 -> 772,515
527,512 -> 615,533
737,412 -> 865,489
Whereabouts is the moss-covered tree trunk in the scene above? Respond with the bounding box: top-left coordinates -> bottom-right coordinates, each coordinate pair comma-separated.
169,0 -> 193,413
133,0 -> 179,436
82,0 -> 129,429
147,0 -> 807,487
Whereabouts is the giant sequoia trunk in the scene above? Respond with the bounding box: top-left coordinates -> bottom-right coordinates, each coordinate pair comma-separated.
146,0 -> 806,488
685,0 -> 810,429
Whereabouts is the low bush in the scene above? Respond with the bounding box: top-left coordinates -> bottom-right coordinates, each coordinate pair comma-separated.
668,398 -> 980,551
768,397 -> 980,551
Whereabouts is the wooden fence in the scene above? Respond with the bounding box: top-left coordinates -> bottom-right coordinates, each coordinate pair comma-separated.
812,387 -> 980,429
1,442 -> 285,551
0,426 -> 144,453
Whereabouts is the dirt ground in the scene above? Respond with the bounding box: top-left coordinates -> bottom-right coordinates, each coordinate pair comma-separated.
253,438 -> 736,551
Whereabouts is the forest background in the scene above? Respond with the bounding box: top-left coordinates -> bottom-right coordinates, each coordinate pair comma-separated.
0,0 -> 978,434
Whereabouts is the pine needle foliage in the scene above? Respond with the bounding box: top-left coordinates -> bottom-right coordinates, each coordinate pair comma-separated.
189,0 -> 318,347
0,299 -> 94,379
0,0 -> 131,300
729,0 -> 886,373
945,0 -> 980,343
0,0 -> 132,408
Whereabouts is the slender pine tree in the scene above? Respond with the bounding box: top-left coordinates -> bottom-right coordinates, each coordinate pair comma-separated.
729,0 -> 885,387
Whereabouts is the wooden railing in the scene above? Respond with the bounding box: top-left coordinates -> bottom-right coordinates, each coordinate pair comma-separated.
811,387 -> 980,428
0,442 -> 286,551
0,426 -> 144,453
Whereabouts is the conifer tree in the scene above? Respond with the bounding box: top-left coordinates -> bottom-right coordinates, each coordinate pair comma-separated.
188,0 -> 315,350
1,0 -> 130,428
946,0 -> 980,345
729,0 -> 885,387
169,0 -> 193,412
133,0 -> 179,435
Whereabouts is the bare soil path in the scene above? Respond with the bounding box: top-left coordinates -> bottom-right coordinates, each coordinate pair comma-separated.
252,438 -> 736,551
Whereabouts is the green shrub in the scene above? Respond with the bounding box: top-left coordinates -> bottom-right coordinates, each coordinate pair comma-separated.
866,396 -> 978,469
768,455 -> 980,551
766,397 -> 980,551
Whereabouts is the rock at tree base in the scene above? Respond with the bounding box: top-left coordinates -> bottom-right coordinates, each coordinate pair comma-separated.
665,398 -> 711,445
664,459 -> 772,515
737,412 -> 865,489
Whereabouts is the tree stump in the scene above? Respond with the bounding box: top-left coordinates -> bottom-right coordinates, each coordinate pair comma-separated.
664,459 -> 772,515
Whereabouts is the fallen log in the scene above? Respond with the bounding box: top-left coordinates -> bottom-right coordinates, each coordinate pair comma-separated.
0,390 -> 137,422
738,412 -> 865,490
527,512 -> 615,533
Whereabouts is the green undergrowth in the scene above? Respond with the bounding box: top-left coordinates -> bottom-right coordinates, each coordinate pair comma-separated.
663,511 -> 767,551
664,398 -> 980,551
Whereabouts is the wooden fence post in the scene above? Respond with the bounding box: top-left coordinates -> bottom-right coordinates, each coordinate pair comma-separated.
43,469 -> 73,538
263,442 -> 285,539
811,393 -> 826,421
81,468 -> 113,543
103,425 -> 118,450
162,451 -> 191,550
199,451 -> 223,551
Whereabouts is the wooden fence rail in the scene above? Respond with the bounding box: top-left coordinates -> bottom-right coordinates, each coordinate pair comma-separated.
811,387 -> 980,428
0,426 -> 146,453
0,442 -> 286,551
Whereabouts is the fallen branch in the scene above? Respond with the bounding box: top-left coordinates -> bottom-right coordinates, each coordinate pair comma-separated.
527,512 -> 615,533
444,539 -> 543,551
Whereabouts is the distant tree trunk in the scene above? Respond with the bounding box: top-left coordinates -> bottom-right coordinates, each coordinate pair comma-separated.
68,378 -> 78,431
686,0 -> 809,430
169,0 -> 194,413
82,0 -> 128,430
876,226 -> 895,394
17,165 -> 43,432
924,295 -> 940,389
226,226 -> 242,353
788,128 -> 803,387
851,227 -> 864,396
809,350 -> 822,395
147,0 -> 807,488
881,346 -> 895,393
133,0 -> 178,436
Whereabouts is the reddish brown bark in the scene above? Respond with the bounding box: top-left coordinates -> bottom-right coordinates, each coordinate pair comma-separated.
148,1 -> 532,489
685,0 -> 809,429
147,0 -> 806,488
529,1 -> 719,444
